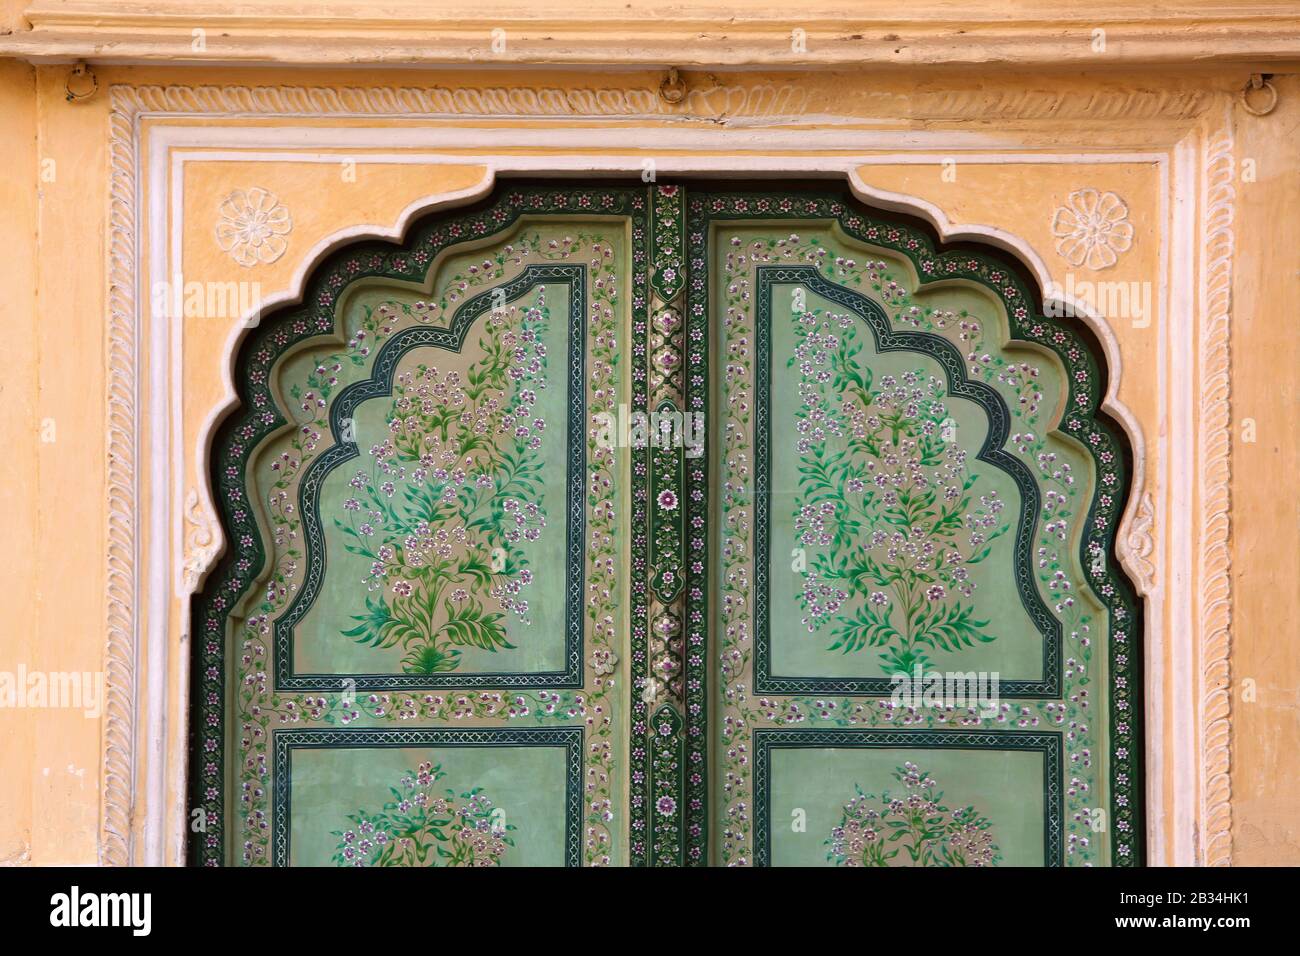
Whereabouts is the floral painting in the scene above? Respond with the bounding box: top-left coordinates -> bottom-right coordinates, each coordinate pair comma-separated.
332,761 -> 516,866
336,291 -> 553,674
703,206 -> 1136,867
788,306 -> 1009,675
195,185 -> 1137,869
825,762 -> 1001,867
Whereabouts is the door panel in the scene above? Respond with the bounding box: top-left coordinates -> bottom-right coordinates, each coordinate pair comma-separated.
194,188 -> 645,866
194,183 -> 1140,866
688,189 -> 1140,867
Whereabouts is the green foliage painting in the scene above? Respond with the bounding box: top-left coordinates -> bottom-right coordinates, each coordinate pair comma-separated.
789,306 -> 1008,674
332,762 -> 517,867
825,763 -> 1000,867
337,292 -> 553,673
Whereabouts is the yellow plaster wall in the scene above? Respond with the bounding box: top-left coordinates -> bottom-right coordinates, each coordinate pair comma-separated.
0,58 -> 39,866
1228,74 -> 1300,866
177,160 -> 490,526
1,63 -> 108,865
0,56 -> 1295,866
860,160 -> 1163,434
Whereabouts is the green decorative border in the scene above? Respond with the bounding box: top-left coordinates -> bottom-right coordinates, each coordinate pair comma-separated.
753,266 -> 1059,697
649,704 -> 685,863
272,726 -> 584,866
275,266 -> 587,690
648,400 -> 687,602
687,185 -> 1142,866
751,728 -> 1063,866
192,184 -> 649,867
650,186 -> 685,301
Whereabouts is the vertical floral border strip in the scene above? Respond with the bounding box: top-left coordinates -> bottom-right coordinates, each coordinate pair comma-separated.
687,186 -> 1142,866
643,185 -> 690,865
682,190 -> 711,866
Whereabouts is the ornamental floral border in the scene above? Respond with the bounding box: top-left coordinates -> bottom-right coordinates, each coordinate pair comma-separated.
190,184 -> 650,866
684,185 -> 1143,866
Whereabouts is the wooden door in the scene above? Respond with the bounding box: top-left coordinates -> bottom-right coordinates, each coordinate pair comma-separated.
193,182 -> 1140,866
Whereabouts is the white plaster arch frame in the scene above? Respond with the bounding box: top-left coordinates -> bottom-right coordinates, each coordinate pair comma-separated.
108,86 -> 1232,869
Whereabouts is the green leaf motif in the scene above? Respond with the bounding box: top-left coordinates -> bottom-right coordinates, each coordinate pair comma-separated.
438,598 -> 511,652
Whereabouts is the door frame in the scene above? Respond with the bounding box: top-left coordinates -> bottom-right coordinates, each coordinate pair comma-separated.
104,80 -> 1235,865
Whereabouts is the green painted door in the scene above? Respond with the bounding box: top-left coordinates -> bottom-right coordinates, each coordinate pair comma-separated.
193,183 -> 1140,867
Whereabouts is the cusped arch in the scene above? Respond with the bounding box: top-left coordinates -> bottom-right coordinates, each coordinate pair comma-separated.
189,175 -> 1145,867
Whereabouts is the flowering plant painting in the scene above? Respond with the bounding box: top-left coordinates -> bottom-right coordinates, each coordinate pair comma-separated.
826,763 -> 1000,867
788,307 -> 1009,674
336,291 -> 552,673
332,762 -> 516,867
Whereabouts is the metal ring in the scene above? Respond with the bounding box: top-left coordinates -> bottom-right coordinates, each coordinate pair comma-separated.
659,68 -> 686,105
1241,75 -> 1277,117
65,62 -> 98,103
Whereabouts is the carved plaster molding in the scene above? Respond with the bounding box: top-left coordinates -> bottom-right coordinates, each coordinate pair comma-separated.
9,7 -> 1300,70
102,82 -> 1221,125
1051,188 -> 1134,271
1125,490 -> 1156,596
215,187 -> 293,268
103,90 -> 138,867
1198,120 -> 1235,867
182,489 -> 221,594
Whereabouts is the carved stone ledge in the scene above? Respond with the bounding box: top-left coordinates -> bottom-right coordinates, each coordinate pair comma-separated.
6,9 -> 1300,68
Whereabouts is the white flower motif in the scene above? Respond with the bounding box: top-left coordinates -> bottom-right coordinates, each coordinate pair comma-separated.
216,187 -> 292,267
591,648 -> 618,676
1050,188 -> 1133,271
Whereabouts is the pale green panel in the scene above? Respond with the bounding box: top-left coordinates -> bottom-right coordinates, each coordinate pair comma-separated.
289,744 -> 570,866
294,288 -> 572,677
769,747 -> 1045,866
767,283 -> 1041,681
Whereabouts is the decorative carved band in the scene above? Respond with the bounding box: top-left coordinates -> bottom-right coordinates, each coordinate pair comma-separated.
106,82 -> 1217,124
1125,491 -> 1156,596
102,87 -> 143,868
1199,120 -> 1235,868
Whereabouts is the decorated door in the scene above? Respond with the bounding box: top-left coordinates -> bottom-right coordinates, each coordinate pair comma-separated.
193,182 -> 1140,867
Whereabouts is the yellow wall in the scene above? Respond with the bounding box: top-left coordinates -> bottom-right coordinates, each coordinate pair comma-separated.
0,50 -> 1296,865
0,57 -> 39,866
1229,75 -> 1300,865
